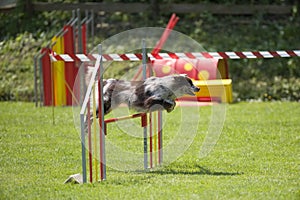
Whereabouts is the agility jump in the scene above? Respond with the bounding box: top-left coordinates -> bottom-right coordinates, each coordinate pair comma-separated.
80,42 -> 165,183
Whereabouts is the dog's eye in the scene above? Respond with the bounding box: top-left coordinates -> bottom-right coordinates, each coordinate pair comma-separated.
187,78 -> 193,86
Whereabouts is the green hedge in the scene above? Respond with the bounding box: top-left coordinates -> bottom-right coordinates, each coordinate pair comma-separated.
0,32 -> 44,101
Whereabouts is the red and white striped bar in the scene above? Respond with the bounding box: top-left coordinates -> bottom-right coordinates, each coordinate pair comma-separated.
50,50 -> 300,62
50,53 -> 99,62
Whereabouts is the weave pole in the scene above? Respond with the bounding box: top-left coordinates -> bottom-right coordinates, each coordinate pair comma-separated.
98,44 -> 106,180
87,97 -> 93,182
92,84 -> 98,181
149,112 -> 153,168
142,39 -> 148,169
158,110 -> 163,165
153,112 -> 157,166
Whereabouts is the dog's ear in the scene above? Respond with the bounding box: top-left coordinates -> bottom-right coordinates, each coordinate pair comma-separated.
174,74 -> 188,82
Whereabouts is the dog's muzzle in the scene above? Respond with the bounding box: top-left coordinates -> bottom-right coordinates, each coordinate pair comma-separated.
192,85 -> 200,93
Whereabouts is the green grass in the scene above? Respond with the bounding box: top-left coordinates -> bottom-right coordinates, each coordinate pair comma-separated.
0,102 -> 299,199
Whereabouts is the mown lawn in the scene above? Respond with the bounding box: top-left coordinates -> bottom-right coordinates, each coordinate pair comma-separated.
0,102 -> 299,199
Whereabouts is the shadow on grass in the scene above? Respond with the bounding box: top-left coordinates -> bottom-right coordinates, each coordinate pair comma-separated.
149,164 -> 243,176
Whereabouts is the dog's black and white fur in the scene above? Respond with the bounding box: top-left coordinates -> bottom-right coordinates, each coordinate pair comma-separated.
95,74 -> 200,116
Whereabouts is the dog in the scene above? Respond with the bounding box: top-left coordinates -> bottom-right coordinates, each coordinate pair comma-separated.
93,74 -> 200,116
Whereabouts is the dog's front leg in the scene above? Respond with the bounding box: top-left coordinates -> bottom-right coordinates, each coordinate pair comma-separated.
162,99 -> 176,113
145,96 -> 176,113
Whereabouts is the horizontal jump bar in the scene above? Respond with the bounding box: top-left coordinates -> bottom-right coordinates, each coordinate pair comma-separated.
50,50 -> 300,62
105,113 -> 146,124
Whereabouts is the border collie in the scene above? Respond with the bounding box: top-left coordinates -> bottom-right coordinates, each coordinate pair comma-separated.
96,74 -> 200,115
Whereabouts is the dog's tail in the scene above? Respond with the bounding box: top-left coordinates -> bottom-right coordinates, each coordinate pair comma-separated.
85,66 -> 109,87
85,66 -> 96,87
84,66 -> 98,127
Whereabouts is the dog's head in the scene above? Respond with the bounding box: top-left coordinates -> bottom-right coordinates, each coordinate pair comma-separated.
172,74 -> 200,96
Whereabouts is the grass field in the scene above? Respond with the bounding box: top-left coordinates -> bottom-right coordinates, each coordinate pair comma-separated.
0,102 -> 299,199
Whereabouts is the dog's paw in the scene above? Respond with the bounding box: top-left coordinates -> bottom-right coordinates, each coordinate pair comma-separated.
145,96 -> 176,113
145,96 -> 164,112
163,99 -> 176,113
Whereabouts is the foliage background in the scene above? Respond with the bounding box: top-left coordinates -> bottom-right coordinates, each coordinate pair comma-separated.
0,0 -> 299,101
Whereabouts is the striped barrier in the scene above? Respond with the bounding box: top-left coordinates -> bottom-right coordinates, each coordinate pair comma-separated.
50,50 -> 300,62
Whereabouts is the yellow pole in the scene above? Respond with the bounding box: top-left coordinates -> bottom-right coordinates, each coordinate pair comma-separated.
153,112 -> 157,166
51,36 -> 66,106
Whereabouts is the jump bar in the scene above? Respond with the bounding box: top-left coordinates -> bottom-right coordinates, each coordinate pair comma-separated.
50,50 -> 300,62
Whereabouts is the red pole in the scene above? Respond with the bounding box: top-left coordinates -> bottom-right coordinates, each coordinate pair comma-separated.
152,13 -> 178,55
149,112 -> 153,168
158,111 -> 163,165
105,113 -> 145,124
41,48 -> 52,106
81,23 -> 87,54
132,14 -> 179,81
63,25 -> 77,105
